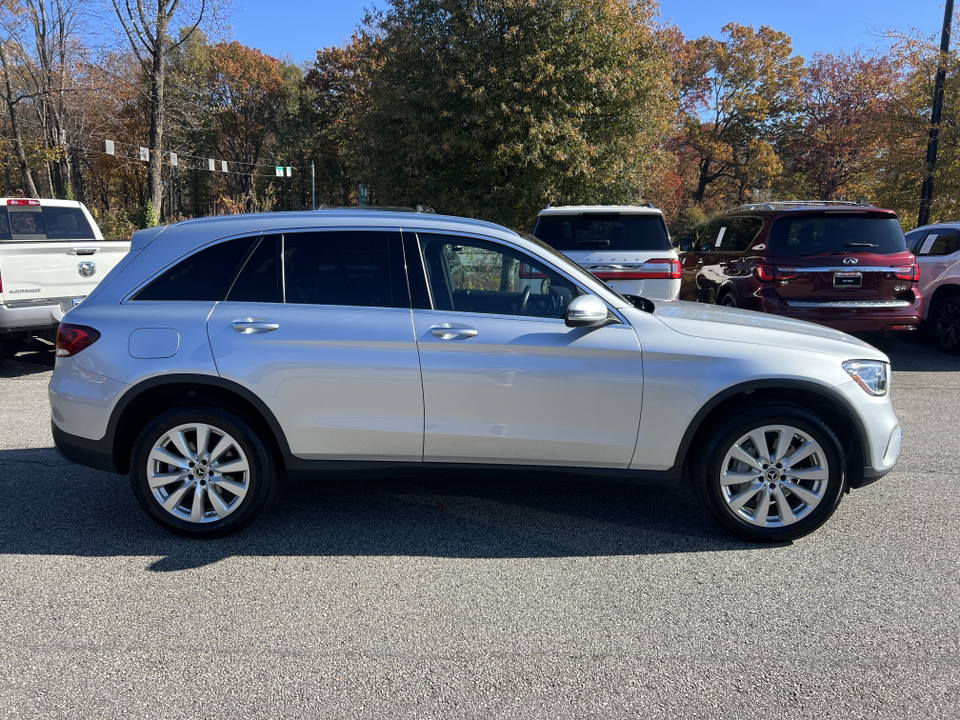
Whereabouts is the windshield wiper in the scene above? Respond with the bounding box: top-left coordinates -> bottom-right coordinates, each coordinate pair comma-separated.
844,243 -> 878,248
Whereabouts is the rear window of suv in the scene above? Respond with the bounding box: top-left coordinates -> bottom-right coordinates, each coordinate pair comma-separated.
0,205 -> 96,241
769,213 -> 907,256
534,213 -> 671,252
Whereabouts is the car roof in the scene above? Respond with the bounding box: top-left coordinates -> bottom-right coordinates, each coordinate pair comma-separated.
0,197 -> 84,208
537,205 -> 663,216
911,221 -> 960,231
723,201 -> 897,217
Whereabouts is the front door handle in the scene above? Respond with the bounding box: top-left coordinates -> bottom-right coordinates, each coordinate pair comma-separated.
430,323 -> 478,340
232,318 -> 280,334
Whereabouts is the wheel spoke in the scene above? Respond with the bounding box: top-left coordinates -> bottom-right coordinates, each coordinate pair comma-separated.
788,466 -> 829,482
782,480 -> 823,506
210,475 -> 248,498
729,444 -> 763,471
773,486 -> 796,524
148,470 -> 188,489
208,435 -> 233,464
206,485 -> 232,518
721,469 -> 760,486
190,484 -> 207,523
728,481 -> 765,512
162,480 -> 192,511
782,440 -> 817,468
772,427 -> 794,464
149,446 -> 189,470
195,424 -> 211,459
751,485 -> 772,526
211,456 -> 249,475
169,429 -> 196,462
747,430 -> 770,463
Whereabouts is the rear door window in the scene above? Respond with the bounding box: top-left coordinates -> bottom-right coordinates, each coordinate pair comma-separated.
534,213 -> 671,252
770,214 -> 907,255
914,229 -> 960,257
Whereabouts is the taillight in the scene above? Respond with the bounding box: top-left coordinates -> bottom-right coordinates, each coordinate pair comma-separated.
754,264 -> 799,282
590,258 -> 681,280
6,198 -> 40,206
519,263 -> 547,279
894,265 -> 919,282
55,323 -> 101,357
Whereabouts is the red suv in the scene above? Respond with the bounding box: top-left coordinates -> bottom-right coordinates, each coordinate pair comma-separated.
677,201 -> 922,348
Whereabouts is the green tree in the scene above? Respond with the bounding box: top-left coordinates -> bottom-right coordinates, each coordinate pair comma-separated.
339,0 -> 674,228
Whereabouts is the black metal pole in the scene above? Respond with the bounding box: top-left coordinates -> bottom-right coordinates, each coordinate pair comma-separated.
919,0 -> 954,227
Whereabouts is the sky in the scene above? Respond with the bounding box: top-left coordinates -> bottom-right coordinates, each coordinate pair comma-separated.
229,0 -> 952,67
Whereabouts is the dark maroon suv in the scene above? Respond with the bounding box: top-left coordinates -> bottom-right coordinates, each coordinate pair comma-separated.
677,201 -> 922,347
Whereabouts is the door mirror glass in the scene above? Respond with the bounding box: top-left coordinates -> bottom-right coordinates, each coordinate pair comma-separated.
679,237 -> 693,252
565,294 -> 609,327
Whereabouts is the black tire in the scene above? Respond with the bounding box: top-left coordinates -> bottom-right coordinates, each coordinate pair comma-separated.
933,296 -> 960,355
129,405 -> 277,538
693,403 -> 846,543
719,292 -> 738,308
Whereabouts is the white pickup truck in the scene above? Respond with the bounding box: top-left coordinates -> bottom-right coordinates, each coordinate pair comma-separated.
0,198 -> 130,362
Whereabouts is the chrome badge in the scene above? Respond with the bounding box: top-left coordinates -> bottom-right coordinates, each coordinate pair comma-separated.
843,257 -> 859,265
78,261 -> 97,278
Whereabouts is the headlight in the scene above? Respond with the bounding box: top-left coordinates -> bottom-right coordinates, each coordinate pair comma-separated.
843,360 -> 889,396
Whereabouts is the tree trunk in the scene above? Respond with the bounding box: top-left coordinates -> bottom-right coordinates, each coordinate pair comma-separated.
0,42 -> 39,197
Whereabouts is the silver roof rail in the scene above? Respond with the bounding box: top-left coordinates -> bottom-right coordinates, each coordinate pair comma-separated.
729,200 -> 873,212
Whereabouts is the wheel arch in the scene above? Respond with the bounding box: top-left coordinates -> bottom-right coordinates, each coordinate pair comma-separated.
926,283 -> 960,322
107,374 -> 290,475
675,380 -> 868,487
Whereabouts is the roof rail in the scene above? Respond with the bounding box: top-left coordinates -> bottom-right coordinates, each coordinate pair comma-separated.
317,204 -> 436,213
729,200 -> 872,212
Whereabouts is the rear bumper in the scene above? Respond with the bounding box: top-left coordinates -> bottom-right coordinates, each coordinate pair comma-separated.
0,297 -> 81,333
757,293 -> 922,333
51,420 -> 121,474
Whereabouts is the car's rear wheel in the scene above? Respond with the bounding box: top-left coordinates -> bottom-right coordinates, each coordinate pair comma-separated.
694,404 -> 846,542
719,292 -> 738,308
130,405 -> 277,537
934,296 -> 960,355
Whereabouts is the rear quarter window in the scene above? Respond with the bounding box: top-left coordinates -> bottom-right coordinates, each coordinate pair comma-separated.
534,213 -> 671,252
132,236 -> 259,302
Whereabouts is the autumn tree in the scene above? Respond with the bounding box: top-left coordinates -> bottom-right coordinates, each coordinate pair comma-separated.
338,0 -> 675,228
780,51 -> 897,201
678,23 -> 802,207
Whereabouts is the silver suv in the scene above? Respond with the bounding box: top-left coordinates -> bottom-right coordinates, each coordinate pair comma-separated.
49,210 -> 902,542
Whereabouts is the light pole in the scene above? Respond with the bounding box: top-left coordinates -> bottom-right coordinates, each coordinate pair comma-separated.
919,0 -> 955,227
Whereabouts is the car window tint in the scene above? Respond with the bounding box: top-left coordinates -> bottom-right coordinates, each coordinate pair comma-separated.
905,229 -> 928,254
729,217 -> 764,251
227,235 -> 282,303
132,236 -> 258,302
533,213 -> 671,252
283,230 -> 407,308
694,220 -> 725,252
418,233 -> 578,319
915,229 -> 960,257
770,214 -> 907,255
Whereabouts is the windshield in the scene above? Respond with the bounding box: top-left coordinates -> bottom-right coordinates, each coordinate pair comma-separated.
769,213 -> 907,256
533,213 -> 672,251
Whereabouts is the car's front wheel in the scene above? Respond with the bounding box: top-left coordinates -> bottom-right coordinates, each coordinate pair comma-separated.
129,405 -> 277,537
694,404 -> 846,542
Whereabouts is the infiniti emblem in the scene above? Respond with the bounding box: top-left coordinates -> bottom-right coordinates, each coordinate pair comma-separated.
78,261 -> 97,278
843,257 -> 859,265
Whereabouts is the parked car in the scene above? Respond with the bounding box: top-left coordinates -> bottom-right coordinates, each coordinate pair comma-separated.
0,197 -> 129,362
50,209 -> 901,542
905,222 -> 960,354
677,201 -> 922,350
532,205 -> 681,299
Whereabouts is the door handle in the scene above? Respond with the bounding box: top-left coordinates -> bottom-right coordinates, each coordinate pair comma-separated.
430,323 -> 478,340
232,318 -> 280,334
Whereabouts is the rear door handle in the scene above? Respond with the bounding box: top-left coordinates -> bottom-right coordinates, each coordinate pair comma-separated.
232,318 -> 280,334
430,323 -> 478,340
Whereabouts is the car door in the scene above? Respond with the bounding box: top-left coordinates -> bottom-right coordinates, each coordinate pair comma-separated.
913,227 -> 960,302
207,229 -> 424,461
408,231 -> 644,468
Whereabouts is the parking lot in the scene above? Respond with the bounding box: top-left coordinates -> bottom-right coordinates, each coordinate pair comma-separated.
1,335 -> 958,719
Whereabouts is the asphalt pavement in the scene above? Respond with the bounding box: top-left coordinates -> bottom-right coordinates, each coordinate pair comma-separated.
0,335 -> 957,719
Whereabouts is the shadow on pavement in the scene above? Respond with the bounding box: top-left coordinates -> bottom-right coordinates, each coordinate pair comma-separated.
0,447 -> 759,569
885,332 -> 960,372
0,339 -> 56,377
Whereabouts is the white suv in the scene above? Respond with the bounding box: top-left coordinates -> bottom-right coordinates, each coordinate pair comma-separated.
0,198 -> 129,361
532,205 -> 681,299
905,222 -> 960,353
50,209 -> 901,542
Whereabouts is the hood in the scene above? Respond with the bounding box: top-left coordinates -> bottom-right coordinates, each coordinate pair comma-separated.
650,299 -> 887,360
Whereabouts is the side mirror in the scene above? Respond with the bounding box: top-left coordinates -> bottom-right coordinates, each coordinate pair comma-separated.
565,295 -> 610,328
679,238 -> 693,252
